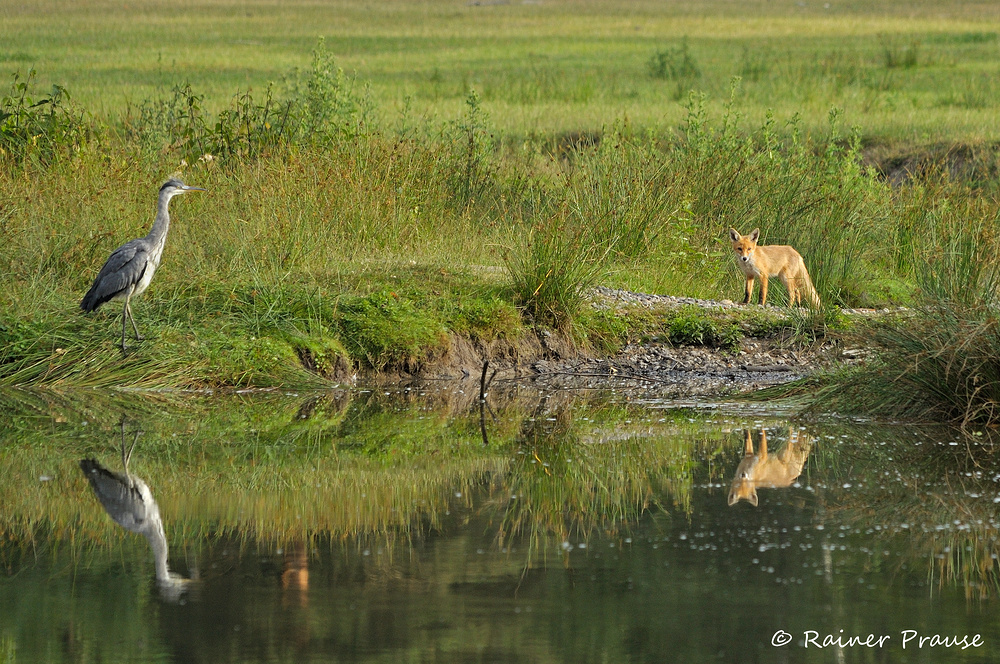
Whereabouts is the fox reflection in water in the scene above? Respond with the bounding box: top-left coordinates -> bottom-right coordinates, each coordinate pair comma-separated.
281,540 -> 310,613
728,428 -> 813,507
79,422 -> 192,602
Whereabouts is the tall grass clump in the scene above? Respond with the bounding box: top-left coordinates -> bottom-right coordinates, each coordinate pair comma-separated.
875,215 -> 1000,425
878,34 -> 921,69
564,126 -> 677,261
812,207 -> 1000,426
504,214 -> 611,330
774,111 -> 889,305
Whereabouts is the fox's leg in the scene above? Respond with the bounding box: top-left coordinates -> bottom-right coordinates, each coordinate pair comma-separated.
759,429 -> 768,459
743,276 -> 754,305
759,274 -> 769,306
783,274 -> 798,307
744,429 -> 754,455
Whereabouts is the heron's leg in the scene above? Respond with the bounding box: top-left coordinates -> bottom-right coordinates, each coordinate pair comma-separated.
124,431 -> 140,477
118,417 -> 140,483
125,298 -> 143,341
119,417 -> 129,471
121,298 -> 129,354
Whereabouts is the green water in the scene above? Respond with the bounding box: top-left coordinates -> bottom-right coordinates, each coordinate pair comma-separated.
2,385 -> 999,663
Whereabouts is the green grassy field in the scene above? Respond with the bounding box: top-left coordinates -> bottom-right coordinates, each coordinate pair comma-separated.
4,0 -> 1000,400
5,0 -> 1000,140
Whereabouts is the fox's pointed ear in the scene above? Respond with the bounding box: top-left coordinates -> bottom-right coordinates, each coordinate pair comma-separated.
749,228 -> 760,242
728,491 -> 739,506
729,228 -> 740,242
749,491 -> 759,507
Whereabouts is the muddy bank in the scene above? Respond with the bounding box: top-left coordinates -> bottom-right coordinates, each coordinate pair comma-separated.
522,337 -> 845,397
384,288 -> 875,397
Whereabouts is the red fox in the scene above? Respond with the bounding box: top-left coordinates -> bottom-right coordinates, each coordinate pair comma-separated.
729,228 -> 821,308
728,428 -> 813,507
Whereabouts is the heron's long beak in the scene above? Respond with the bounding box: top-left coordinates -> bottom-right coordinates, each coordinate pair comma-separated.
183,185 -> 207,192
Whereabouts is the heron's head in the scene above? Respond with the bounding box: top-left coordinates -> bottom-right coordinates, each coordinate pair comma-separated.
159,178 -> 207,199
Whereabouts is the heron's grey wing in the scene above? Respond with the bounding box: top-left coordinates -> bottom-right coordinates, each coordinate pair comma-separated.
80,240 -> 149,311
79,458 -> 149,532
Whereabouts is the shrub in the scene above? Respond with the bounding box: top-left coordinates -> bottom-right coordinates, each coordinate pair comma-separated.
283,37 -> 374,143
648,38 -> 702,100
126,82 -> 209,157
442,88 -> 497,204
648,38 -> 701,81
0,69 -> 88,163
125,39 -> 374,163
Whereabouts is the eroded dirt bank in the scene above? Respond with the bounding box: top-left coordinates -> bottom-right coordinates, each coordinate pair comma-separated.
381,288 -> 878,397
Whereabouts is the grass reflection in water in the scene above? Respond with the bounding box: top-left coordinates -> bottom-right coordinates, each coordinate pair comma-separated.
4,386 -> 1000,662
1,386 -> 722,557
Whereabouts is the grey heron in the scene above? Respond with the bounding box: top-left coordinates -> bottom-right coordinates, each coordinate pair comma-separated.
80,178 -> 206,353
79,421 -> 190,601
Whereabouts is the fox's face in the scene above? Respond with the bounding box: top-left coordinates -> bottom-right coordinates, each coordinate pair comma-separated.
728,480 -> 759,507
729,228 -> 760,264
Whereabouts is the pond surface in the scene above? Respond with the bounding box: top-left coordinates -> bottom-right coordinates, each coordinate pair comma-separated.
2,384 -> 999,663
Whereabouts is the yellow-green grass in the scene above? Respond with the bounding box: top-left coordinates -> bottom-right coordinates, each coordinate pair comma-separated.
4,0 -> 1000,140
0,106 -> 990,387
6,0 -> 1000,393
0,142 -> 527,386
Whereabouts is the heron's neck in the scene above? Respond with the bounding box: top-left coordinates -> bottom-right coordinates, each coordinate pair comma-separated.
145,517 -> 171,581
146,191 -> 175,246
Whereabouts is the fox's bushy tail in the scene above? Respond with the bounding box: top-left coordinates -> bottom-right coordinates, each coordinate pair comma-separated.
801,270 -> 821,308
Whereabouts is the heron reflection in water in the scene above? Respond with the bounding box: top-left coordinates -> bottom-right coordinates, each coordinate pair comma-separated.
79,421 -> 192,602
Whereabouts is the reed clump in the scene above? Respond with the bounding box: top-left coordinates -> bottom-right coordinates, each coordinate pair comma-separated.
798,202 -> 1000,425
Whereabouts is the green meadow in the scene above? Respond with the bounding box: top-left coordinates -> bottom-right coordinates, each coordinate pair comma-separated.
4,0 -> 1000,422
7,0 -> 1000,141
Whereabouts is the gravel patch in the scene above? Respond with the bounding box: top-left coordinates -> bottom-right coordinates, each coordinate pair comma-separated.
590,285 -> 901,317
528,338 -> 845,397
524,287 -> 880,396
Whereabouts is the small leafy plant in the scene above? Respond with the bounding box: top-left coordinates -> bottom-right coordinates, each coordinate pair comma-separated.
0,69 -> 87,163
